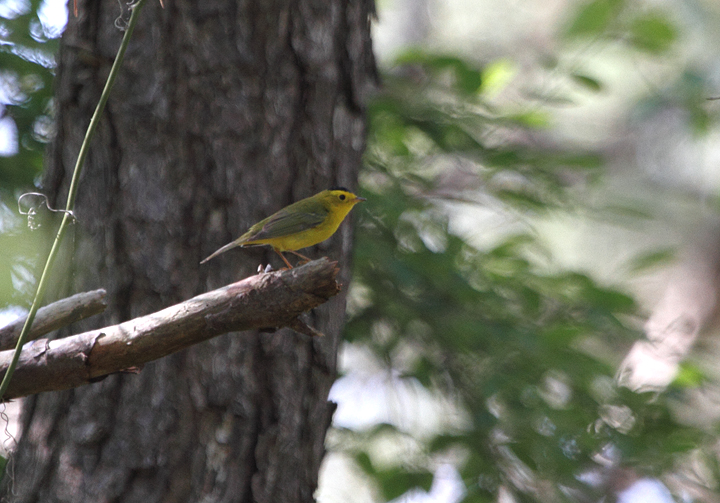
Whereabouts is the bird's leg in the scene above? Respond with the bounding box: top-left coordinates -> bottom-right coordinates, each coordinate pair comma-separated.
287,250 -> 313,265
273,248 -> 294,269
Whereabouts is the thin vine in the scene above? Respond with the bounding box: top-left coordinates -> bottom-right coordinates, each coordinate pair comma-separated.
0,0 -> 148,400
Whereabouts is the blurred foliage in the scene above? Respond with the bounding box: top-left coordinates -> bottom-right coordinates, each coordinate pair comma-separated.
562,0 -> 677,55
0,196 -> 56,308
0,0 -> 58,190
0,0 -> 60,309
343,1 -> 720,502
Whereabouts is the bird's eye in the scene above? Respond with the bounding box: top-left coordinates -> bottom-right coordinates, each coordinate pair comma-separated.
339,194 -> 346,201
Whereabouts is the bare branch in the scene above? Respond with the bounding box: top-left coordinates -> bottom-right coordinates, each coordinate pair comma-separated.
0,289 -> 108,351
0,258 -> 340,400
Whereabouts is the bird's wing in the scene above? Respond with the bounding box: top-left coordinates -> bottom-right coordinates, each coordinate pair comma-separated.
242,207 -> 328,243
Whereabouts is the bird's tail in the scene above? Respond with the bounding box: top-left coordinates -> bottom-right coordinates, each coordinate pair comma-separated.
200,240 -> 240,264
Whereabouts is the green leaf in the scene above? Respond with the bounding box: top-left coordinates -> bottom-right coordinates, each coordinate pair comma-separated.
584,285 -> 635,313
460,491 -> 494,503
541,324 -> 585,346
627,248 -> 676,273
553,152 -> 603,170
629,12 -> 677,54
455,63 -> 484,95
495,189 -> 546,211
509,110 -> 551,128
394,50 -> 484,95
564,0 -> 624,39
671,363 -> 706,389
428,433 -> 468,453
601,204 -> 655,220
571,73 -> 603,92
408,356 -> 436,387
377,468 -> 434,501
354,451 -> 375,475
481,58 -> 516,97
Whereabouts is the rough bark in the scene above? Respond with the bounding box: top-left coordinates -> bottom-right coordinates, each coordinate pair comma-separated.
6,0 -> 376,501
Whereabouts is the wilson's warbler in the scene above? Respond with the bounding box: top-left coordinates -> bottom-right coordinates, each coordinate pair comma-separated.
201,187 -> 366,268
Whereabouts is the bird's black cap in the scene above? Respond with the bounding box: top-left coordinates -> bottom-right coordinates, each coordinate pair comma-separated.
330,186 -> 350,192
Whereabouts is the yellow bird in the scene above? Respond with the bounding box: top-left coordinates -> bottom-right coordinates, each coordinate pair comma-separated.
201,187 -> 366,268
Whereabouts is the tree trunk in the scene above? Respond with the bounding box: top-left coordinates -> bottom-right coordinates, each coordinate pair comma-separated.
5,0 -> 376,501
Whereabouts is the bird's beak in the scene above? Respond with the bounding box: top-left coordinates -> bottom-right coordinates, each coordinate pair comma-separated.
354,196 -> 367,203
